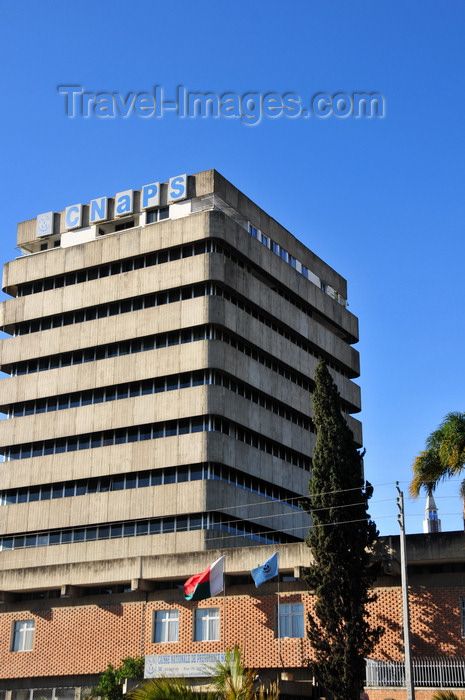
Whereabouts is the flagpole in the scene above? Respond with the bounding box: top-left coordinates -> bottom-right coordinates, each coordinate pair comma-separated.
250,552 -> 281,665
277,570 -> 281,662
276,557 -> 285,670
223,576 -> 226,651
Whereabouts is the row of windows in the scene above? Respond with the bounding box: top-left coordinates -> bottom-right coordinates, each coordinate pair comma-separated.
157,608 -> 222,643
7,368 -> 312,432
10,594 -> 465,650
17,227 -> 322,337
10,603 -> 304,653
154,603 -> 304,643
17,230 -> 351,357
212,326 -> 313,392
16,238 -> 213,297
14,282 -> 211,336
10,325 -> 210,376
211,284 -> 333,375
6,320 -> 354,416
0,462 -> 303,510
9,323 -> 311,394
8,371 -> 205,416
248,222 -> 348,311
249,223 -> 311,279
10,274 -> 351,382
0,511 -> 298,552
217,235 -> 353,357
3,414 -> 310,469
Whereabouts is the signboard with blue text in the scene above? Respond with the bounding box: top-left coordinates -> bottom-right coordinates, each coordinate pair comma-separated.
145,652 -> 226,678
36,173 -> 188,237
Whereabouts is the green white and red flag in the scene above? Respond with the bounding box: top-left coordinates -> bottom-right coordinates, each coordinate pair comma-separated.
184,556 -> 225,601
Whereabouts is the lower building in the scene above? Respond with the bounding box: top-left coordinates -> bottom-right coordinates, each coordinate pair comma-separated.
0,531 -> 464,700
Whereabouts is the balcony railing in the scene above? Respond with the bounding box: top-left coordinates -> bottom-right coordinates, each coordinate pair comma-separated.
366,657 -> 465,688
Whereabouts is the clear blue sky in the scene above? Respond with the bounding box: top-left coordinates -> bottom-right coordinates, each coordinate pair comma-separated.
1,1 -> 464,536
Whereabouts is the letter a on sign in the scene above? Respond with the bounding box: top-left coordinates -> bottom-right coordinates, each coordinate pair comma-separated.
115,190 -> 134,217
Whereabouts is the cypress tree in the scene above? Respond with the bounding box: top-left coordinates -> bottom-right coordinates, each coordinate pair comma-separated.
303,359 -> 383,700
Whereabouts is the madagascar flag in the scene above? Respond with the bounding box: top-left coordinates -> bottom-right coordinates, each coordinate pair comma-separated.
184,556 -> 225,601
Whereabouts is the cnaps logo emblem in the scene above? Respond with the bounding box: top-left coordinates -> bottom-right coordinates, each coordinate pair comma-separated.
36,211 -> 54,238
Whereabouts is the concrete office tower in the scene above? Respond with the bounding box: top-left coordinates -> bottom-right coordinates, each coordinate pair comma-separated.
423,491 -> 441,533
0,170 -> 361,589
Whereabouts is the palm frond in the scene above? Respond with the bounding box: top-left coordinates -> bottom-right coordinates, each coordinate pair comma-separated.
431,691 -> 465,700
211,646 -> 256,700
410,412 -> 465,498
128,677 -> 217,700
410,449 -> 444,497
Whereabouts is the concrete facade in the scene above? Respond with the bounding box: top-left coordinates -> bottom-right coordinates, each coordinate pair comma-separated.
0,170 -> 364,693
0,170 -> 361,576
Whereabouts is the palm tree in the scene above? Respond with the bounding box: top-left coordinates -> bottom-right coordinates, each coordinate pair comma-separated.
211,647 -> 257,700
431,692 -> 465,700
410,412 -> 465,510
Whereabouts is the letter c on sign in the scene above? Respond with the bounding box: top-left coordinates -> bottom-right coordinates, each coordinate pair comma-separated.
65,204 -> 82,230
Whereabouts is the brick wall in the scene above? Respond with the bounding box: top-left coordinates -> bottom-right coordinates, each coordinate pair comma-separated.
0,592 -> 316,679
367,690 -> 465,700
367,586 -> 465,661
0,584 -> 464,682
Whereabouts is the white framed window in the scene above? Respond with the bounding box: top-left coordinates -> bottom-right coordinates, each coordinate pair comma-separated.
12,620 -> 35,651
194,608 -> 220,641
276,603 -> 304,638
153,609 -> 179,643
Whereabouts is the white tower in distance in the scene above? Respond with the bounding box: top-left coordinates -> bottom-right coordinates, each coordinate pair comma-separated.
423,491 -> 441,533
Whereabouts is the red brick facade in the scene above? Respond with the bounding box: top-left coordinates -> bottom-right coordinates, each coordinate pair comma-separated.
0,584 -> 464,686
367,691 -> 465,700
368,586 -> 465,660
0,591 -> 311,679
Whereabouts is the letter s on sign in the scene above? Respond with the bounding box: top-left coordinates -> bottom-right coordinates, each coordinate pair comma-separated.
168,174 -> 187,203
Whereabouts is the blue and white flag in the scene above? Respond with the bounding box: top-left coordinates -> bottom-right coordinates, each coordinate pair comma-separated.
251,552 -> 279,587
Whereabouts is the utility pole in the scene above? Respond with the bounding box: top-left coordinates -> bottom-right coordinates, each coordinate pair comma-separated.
396,482 -> 415,700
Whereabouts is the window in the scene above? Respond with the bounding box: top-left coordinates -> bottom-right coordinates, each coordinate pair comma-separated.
114,220 -> 134,232
12,620 -> 35,651
194,608 -> 220,641
154,610 -> 179,643
276,603 -> 304,638
146,210 -> 158,223
461,598 -> 465,637
147,207 -> 169,224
